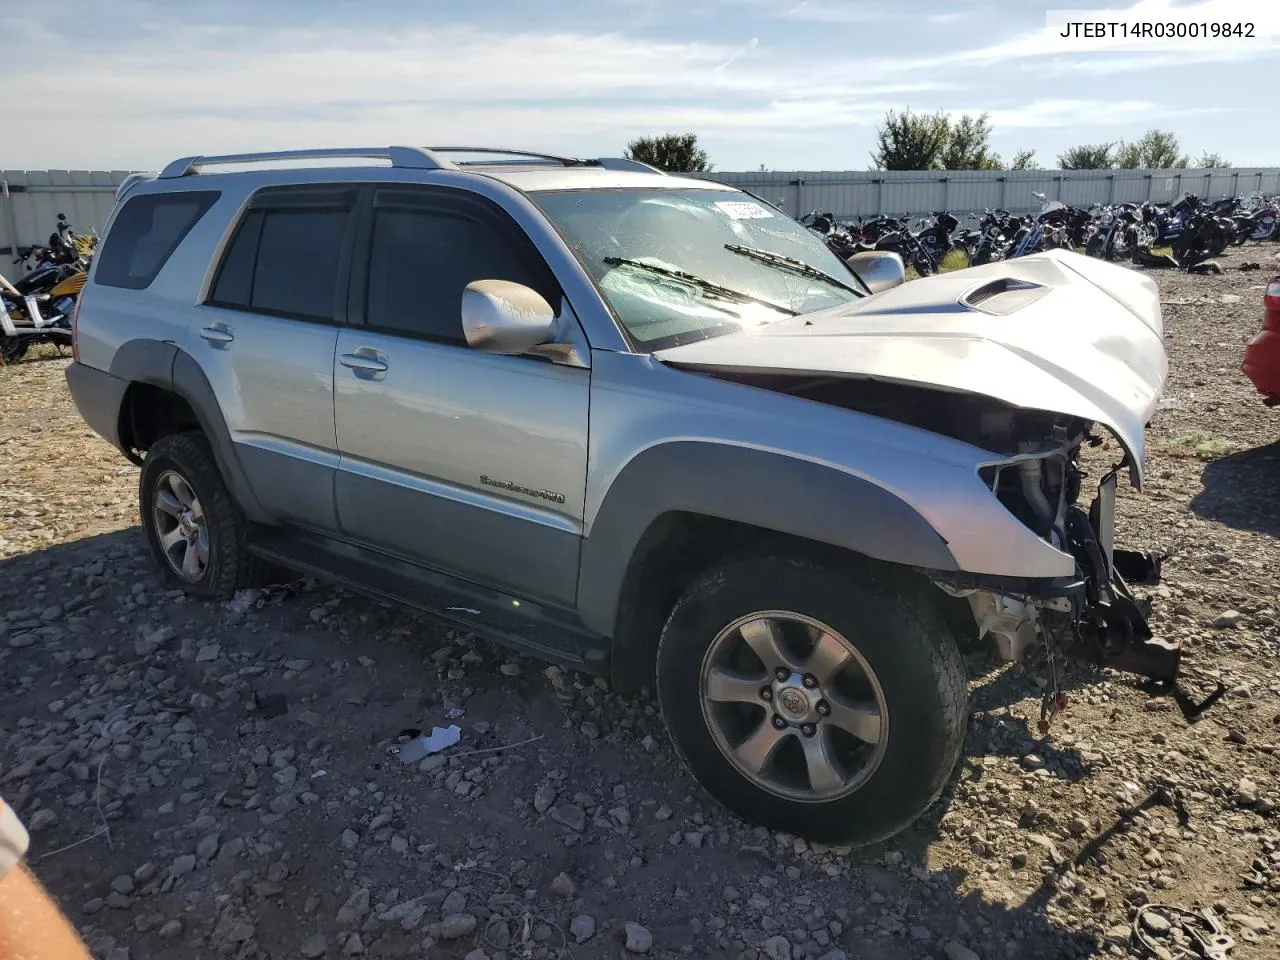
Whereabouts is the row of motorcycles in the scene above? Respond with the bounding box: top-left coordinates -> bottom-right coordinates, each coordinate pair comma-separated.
801,192 -> 1280,276
0,214 -> 96,361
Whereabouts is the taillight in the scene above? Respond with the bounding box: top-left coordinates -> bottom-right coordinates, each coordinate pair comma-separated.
1265,278 -> 1280,315
70,291 -> 83,362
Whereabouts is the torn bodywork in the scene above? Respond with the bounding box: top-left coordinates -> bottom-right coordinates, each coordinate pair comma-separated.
935,431 -> 1180,687
702,370 -> 1184,690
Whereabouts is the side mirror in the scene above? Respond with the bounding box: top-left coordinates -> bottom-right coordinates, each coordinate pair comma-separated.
461,279 -> 557,355
845,251 -> 907,293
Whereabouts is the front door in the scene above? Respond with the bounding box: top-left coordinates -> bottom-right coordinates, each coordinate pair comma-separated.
332,184 -> 589,608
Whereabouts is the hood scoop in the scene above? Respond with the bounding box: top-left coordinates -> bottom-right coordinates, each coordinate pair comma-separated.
962,278 -> 1048,315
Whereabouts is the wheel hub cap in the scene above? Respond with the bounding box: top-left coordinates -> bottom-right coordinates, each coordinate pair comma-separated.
699,611 -> 889,803
774,678 -> 816,723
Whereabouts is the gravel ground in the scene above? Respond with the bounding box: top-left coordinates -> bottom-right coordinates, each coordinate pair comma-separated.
1,247 -> 1278,960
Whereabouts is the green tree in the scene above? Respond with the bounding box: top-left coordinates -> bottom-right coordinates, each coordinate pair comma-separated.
624,133 -> 712,173
1008,149 -> 1041,170
1115,129 -> 1188,169
1058,143 -> 1116,169
938,112 -> 1002,170
1192,151 -> 1231,168
869,108 -> 951,170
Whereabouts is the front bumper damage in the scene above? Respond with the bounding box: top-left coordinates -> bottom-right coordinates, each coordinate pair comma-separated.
933,470 -> 1224,723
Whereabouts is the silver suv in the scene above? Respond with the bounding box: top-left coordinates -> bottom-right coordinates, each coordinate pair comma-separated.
66,146 -> 1174,844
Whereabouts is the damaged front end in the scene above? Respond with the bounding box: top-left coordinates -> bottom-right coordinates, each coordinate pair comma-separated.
929,419 -> 1219,723
936,443 -> 1174,675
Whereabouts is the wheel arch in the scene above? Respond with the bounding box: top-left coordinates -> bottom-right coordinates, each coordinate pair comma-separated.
578,441 -> 959,693
109,338 -> 269,523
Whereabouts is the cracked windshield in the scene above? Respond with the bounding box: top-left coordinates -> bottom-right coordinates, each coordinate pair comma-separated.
534,188 -> 861,348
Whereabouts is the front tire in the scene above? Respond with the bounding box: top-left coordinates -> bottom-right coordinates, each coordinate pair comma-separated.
139,432 -> 264,600
656,555 -> 967,844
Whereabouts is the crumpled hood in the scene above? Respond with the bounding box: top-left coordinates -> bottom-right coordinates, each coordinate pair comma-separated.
654,249 -> 1168,486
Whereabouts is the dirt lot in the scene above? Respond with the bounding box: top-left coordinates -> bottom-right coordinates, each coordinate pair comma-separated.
2,248 -> 1278,960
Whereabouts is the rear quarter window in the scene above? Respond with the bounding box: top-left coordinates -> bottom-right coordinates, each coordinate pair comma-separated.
95,191 -> 220,290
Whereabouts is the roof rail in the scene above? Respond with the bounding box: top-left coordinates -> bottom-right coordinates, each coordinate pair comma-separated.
157,146 -> 455,179
427,147 -> 600,168
595,157 -> 666,174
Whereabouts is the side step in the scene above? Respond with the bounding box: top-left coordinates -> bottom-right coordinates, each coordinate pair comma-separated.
248,527 -> 610,675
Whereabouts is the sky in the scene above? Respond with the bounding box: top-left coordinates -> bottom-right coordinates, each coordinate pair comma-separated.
1,0 -> 1276,173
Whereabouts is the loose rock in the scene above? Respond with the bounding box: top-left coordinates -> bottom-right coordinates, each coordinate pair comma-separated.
551,871 -> 576,897
570,914 -> 596,943
624,922 -> 652,954
533,783 -> 557,815
440,914 -> 478,939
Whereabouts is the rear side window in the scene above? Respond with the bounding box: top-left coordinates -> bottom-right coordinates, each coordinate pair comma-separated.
95,191 -> 220,290
209,186 -> 355,322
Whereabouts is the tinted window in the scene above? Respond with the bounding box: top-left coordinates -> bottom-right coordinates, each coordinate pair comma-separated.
210,209 -> 262,307
251,208 -> 349,320
95,191 -> 220,290
366,208 -> 540,342
208,200 -> 351,321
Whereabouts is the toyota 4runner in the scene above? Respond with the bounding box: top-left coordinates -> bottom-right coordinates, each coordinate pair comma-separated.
66,146 -> 1174,844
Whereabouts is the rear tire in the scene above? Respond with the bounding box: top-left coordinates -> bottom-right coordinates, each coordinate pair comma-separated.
139,432 -> 269,600
656,555 -> 968,844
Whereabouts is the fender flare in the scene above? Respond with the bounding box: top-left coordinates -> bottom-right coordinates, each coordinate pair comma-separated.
109,339 -> 269,523
576,441 -> 957,640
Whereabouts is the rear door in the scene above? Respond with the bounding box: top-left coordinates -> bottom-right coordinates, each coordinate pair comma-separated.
332,184 -> 589,607
194,184 -> 359,530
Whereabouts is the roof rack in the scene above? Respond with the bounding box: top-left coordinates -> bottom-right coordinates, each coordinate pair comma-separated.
426,147 -> 600,168
595,157 -> 666,174
155,146 -> 667,180
157,146 -> 454,179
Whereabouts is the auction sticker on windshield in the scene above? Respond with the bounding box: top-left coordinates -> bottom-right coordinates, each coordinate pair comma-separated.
715,201 -> 774,220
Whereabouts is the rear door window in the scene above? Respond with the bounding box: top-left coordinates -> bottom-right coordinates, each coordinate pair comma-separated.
95,191 -> 220,290
209,186 -> 357,322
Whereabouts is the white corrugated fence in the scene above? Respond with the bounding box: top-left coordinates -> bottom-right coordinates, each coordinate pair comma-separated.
0,169 -> 133,281
696,167 -> 1280,221
4,165 -> 1279,280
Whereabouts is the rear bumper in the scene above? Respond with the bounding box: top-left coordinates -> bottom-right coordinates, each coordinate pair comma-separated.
1243,328 -> 1280,399
65,362 -> 128,452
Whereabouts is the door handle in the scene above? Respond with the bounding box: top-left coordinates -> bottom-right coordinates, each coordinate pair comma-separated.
339,351 -> 389,374
199,324 -> 234,345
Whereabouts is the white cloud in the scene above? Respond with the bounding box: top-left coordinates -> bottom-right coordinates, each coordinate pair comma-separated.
2,0 -> 1273,170
717,37 -> 760,71
785,0 -> 893,22
958,98 -> 1235,130
927,10 -> 977,24
0,11 -> 957,168
974,99 -> 1161,129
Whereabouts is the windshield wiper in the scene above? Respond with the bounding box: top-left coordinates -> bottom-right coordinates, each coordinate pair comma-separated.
724,243 -> 871,297
603,256 -> 798,317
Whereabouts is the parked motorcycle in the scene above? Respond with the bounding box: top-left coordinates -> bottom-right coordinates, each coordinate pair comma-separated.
913,212 -> 962,267
0,214 -> 95,361
790,187 -> 1278,280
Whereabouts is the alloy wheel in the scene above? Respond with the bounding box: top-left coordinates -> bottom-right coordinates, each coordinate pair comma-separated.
151,469 -> 210,582
699,611 -> 889,802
